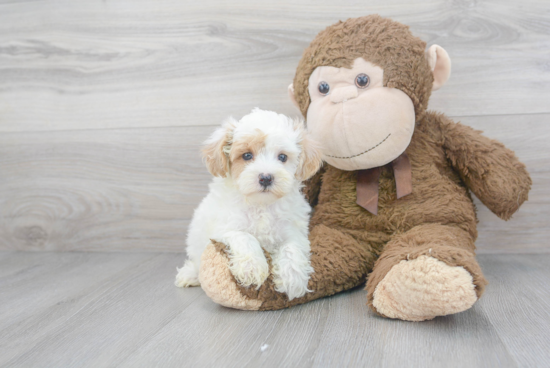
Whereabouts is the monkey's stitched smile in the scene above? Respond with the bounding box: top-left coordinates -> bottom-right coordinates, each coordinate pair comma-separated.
325,133 -> 391,159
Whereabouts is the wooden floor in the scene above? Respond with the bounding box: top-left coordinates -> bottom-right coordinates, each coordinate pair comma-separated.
1,1 -> 550,367
0,251 -> 549,368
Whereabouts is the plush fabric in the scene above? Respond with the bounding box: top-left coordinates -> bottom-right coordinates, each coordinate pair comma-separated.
293,15 -> 434,121
426,45 -> 451,91
200,242 -> 262,310
198,15 -> 532,321
305,58 -> 416,171
372,255 -> 477,321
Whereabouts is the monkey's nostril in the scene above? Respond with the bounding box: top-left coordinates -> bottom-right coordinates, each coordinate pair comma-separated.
259,174 -> 273,188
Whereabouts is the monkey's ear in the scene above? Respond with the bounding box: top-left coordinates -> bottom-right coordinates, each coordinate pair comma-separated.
288,83 -> 300,109
202,118 -> 236,177
426,45 -> 451,91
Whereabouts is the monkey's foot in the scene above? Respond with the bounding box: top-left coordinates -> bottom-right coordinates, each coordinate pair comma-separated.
372,255 -> 478,321
199,242 -> 262,310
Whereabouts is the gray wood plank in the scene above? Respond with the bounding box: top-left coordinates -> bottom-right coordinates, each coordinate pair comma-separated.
479,254 -> 550,367
1,252 -> 202,367
0,252 -> 155,338
0,114 -> 547,253
309,290 -> 516,368
465,113 -> 550,254
119,294 -> 332,368
3,252 -> 546,367
0,126 -> 210,252
0,0 -> 549,133
0,251 -> 50,277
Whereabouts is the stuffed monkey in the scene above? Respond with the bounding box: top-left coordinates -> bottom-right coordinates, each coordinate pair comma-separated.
198,15 -> 532,321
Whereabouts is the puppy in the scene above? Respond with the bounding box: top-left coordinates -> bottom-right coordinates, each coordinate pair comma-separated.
175,108 -> 322,300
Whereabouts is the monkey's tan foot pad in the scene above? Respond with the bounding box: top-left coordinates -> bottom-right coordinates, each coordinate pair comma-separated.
199,242 -> 262,310
372,255 -> 477,321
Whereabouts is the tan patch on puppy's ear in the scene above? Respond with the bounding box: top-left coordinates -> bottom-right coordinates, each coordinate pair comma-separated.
295,120 -> 323,180
426,45 -> 451,91
202,118 -> 236,177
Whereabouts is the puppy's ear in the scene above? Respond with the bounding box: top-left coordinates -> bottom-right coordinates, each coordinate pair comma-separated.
288,83 -> 300,109
295,119 -> 323,181
202,118 -> 236,177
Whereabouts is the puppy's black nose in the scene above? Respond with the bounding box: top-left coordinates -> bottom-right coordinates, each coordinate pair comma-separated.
259,174 -> 273,188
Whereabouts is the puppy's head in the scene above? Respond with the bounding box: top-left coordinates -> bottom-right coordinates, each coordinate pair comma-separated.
203,108 -> 322,204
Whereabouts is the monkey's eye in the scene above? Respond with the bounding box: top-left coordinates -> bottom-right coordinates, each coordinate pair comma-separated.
318,81 -> 330,95
355,73 -> 370,88
278,154 -> 288,163
242,152 -> 253,161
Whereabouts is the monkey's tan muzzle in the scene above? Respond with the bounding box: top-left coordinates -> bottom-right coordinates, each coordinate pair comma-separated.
330,85 -> 358,104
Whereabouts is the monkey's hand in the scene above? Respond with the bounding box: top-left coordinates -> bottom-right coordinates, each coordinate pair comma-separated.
440,117 -> 532,220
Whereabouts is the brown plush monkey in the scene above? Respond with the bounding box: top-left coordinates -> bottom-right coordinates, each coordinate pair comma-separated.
198,15 -> 532,321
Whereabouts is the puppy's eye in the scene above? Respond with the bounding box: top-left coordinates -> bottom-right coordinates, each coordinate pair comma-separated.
355,73 -> 370,88
242,152 -> 253,161
318,81 -> 330,95
278,154 -> 287,163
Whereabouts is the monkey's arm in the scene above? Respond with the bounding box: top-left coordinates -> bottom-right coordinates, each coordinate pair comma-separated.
303,165 -> 327,208
440,117 -> 531,220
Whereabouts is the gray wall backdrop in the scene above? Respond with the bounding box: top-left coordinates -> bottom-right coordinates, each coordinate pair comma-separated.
0,0 -> 548,253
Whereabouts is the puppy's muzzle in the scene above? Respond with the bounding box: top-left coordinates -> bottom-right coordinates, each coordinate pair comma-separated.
259,173 -> 273,188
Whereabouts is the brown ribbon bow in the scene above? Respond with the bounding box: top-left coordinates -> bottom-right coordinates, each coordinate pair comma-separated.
356,153 -> 412,215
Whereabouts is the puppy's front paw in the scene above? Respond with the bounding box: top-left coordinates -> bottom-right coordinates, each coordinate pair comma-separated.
273,262 -> 313,300
228,254 -> 269,289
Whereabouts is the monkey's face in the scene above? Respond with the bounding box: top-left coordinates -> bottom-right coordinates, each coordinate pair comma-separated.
305,58 -> 415,171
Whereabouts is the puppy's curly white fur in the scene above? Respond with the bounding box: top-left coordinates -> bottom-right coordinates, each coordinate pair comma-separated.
175,108 -> 322,300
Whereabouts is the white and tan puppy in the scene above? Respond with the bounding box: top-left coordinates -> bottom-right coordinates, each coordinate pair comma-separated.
175,108 -> 322,300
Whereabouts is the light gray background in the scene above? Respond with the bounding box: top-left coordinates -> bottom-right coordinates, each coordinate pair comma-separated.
1,0 -> 548,253
1,1 -> 549,367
